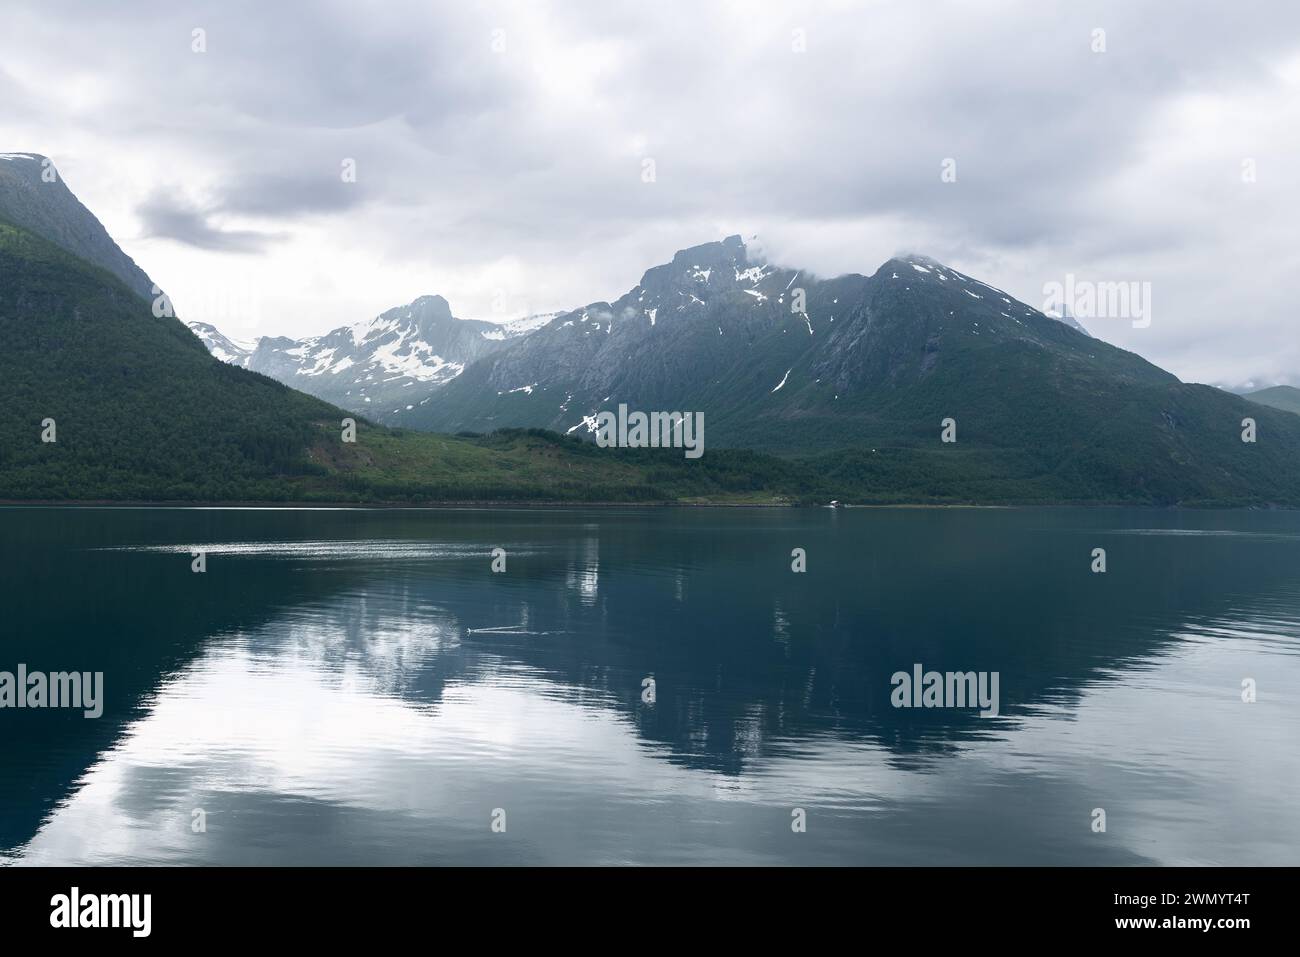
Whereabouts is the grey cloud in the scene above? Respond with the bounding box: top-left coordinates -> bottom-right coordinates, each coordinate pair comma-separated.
137,190 -> 284,253
216,168 -> 371,218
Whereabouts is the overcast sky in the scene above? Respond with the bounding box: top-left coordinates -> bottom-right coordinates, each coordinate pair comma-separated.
2,0 -> 1298,387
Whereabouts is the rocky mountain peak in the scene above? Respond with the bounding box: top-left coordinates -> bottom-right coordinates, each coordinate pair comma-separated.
668,234 -> 748,269
637,234 -> 753,292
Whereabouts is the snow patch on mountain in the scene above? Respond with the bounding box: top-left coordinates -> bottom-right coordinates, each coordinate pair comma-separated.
186,321 -> 256,367
480,311 -> 561,340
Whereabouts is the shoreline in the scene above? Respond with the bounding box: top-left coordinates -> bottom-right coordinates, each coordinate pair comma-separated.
0,499 -> 1293,511
0,498 -> 789,509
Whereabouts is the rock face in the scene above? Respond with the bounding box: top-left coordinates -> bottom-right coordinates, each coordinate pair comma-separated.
0,153 -> 158,302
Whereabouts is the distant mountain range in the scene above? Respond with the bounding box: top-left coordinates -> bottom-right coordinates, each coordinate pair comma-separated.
4,149 -> 1300,506
188,301 -> 552,418
193,235 -> 1096,440
192,233 -> 1300,505
1241,385 -> 1300,416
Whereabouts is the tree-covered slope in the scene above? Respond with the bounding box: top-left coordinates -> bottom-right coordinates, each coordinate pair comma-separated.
0,217 -> 345,500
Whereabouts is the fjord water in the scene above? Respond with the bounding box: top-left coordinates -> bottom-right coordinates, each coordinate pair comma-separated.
1,506 -> 1298,866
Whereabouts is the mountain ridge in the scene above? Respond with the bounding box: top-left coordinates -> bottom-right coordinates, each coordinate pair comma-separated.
190,237 -> 1090,429
183,233 -> 1300,507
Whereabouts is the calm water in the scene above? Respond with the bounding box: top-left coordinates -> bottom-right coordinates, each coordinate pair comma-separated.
1,506 -> 1298,866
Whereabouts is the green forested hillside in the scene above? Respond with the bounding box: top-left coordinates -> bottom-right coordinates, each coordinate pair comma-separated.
0,219 -> 336,499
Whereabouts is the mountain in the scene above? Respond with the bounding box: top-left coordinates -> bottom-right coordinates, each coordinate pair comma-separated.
189,302 -> 553,418
1242,385 -> 1300,416
396,235 -> 1300,504
404,236 -> 1140,449
0,153 -> 158,301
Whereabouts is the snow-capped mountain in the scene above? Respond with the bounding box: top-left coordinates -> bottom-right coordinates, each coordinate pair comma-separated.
189,297 -> 551,418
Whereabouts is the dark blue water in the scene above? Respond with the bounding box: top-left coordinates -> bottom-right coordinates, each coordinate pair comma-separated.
1,506 -> 1297,865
